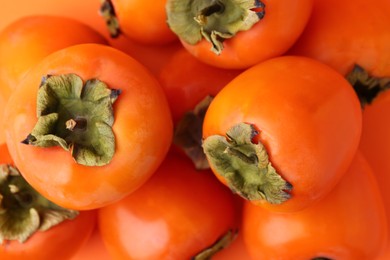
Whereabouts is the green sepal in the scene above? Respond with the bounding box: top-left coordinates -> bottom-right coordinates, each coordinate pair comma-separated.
22,73 -> 120,167
166,0 -> 266,55
202,122 -> 292,204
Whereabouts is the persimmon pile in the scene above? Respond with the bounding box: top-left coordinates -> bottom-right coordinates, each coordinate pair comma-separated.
0,0 -> 389,259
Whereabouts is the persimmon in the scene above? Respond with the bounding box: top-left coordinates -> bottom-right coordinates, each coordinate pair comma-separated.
98,151 -> 239,259
242,152 -> 388,259
4,43 -> 173,210
202,56 -> 362,212
166,0 -> 313,69
288,0 -> 390,78
100,0 -> 178,45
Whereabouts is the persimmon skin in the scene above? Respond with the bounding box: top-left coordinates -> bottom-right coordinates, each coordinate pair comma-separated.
181,0 -> 313,69
108,35 -> 182,76
242,152 -> 388,260
71,226 -> 112,260
203,56 -> 362,212
4,43 -> 173,210
0,0 -> 107,36
0,211 -> 97,260
359,90 -> 390,251
288,0 -> 390,77
157,47 -> 243,124
110,0 -> 178,45
98,151 -> 238,259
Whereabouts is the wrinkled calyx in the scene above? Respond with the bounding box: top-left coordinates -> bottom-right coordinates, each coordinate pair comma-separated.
202,122 -> 292,204
166,0 -> 265,55
346,64 -> 390,107
0,164 -> 78,243
22,73 -> 121,166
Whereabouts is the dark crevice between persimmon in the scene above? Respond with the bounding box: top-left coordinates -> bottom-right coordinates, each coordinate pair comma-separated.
191,229 -> 237,260
99,0 -> 121,38
173,95 -> 213,170
0,164 -> 78,244
166,0 -> 266,55
21,73 -> 121,167
346,64 -> 390,108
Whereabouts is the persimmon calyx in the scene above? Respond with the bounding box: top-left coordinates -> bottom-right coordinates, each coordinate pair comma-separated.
166,0 -> 265,55
174,95 -> 213,170
203,122 -> 292,204
346,64 -> 390,107
193,229 -> 237,260
22,73 -> 121,167
0,164 -> 78,243
99,0 -> 121,38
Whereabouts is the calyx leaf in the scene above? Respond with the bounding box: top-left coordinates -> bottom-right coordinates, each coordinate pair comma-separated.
202,122 -> 292,204
166,0 -> 266,55
22,73 -> 121,166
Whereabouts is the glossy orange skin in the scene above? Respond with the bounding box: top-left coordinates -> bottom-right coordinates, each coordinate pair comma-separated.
111,0 -> 178,45
376,244 -> 390,260
181,0 -> 313,69
203,56 -> 362,212
0,211 -> 96,260
0,143 -> 15,164
242,152 -> 388,260
108,35 -> 182,76
98,151 -> 238,259
0,0 -> 108,36
157,47 -> 242,125
288,0 -> 390,77
359,90 -> 390,250
71,226 -> 112,260
4,43 -> 173,210
0,15 -> 108,103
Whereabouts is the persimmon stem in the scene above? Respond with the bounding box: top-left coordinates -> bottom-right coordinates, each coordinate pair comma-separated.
193,230 -> 237,259
66,117 -> 87,132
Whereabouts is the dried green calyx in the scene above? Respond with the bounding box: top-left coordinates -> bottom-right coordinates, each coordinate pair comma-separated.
174,96 -> 213,170
166,0 -> 265,55
0,164 -> 78,243
193,230 -> 237,260
99,0 -> 121,38
22,73 -> 121,166
346,64 -> 390,108
203,122 -> 292,204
